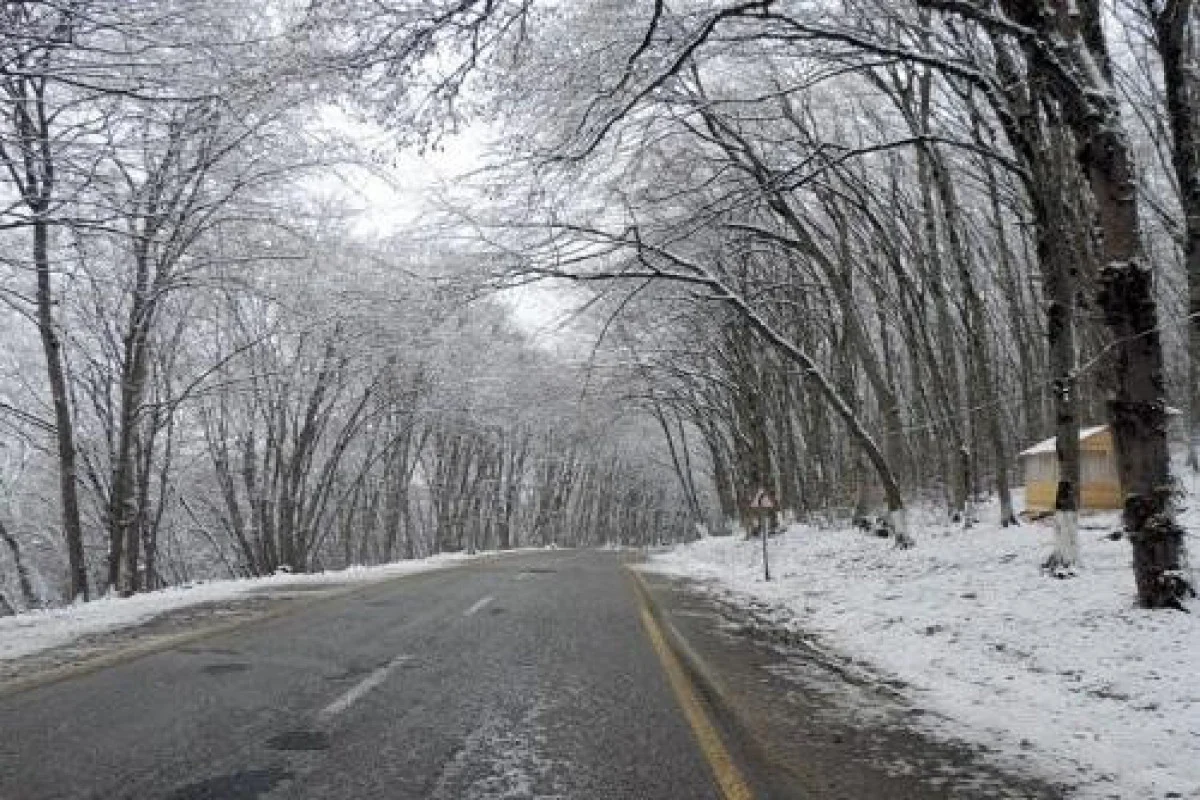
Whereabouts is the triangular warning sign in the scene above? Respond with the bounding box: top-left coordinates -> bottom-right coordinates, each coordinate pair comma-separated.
749,489 -> 775,510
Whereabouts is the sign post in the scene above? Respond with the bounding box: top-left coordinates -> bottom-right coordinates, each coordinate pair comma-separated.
749,488 -> 776,582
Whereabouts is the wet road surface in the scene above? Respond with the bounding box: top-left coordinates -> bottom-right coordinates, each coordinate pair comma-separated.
0,550 -> 1065,799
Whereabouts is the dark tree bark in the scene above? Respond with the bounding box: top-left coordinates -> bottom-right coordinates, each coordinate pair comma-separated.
1145,1 -> 1200,469
1033,0 -> 1193,606
35,213 -> 90,601
0,31 -> 90,601
0,519 -> 39,609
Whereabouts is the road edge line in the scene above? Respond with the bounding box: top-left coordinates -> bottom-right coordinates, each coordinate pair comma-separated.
628,566 -> 755,800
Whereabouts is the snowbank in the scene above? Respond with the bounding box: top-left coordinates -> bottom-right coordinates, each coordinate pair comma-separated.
0,553 -> 475,663
647,507 -> 1200,800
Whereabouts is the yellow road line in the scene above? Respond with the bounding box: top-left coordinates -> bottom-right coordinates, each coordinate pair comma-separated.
632,573 -> 755,800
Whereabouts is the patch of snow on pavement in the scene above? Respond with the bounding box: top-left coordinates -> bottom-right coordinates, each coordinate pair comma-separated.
0,553 -> 475,663
646,501 -> 1200,800
429,702 -> 569,800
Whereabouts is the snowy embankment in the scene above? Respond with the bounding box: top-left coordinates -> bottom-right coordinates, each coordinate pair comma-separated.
647,507 -> 1200,800
0,553 -> 475,664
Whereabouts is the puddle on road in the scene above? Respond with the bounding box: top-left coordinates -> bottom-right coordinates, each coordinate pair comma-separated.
265,730 -> 331,752
167,767 -> 292,799
201,663 -> 250,676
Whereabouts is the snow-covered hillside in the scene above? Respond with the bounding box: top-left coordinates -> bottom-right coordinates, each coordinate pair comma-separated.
647,500 -> 1200,800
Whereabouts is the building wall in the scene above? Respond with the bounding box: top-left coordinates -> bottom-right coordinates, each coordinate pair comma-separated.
1023,449 -> 1123,511
1079,477 -> 1122,509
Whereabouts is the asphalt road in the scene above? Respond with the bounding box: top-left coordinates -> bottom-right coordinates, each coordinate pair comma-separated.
0,551 -> 722,800
0,550 -> 1067,800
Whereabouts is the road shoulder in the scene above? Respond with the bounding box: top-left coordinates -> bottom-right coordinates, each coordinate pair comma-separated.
631,567 -> 1075,799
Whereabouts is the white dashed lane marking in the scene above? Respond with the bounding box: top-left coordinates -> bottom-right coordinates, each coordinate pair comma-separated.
318,654 -> 411,721
463,596 -> 494,617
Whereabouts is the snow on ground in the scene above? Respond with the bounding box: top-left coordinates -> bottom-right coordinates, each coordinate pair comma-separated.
647,499 -> 1200,800
0,552 -> 477,664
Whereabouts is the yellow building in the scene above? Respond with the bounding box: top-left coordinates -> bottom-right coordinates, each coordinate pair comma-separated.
1019,425 -> 1123,512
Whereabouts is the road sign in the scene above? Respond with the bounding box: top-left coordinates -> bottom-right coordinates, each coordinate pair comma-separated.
749,489 -> 775,511
748,488 -> 774,582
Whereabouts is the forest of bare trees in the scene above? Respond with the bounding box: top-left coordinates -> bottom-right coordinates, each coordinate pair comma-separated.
0,1 -> 1196,611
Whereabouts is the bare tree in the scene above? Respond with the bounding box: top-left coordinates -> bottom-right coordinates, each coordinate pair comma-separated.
0,0 -> 104,601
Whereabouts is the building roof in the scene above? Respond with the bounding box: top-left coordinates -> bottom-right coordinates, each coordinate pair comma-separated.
1019,425 -> 1110,457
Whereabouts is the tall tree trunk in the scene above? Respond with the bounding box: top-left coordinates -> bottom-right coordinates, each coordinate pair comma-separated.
652,401 -> 704,527
719,285 -> 914,547
109,282 -> 153,594
703,422 -> 738,530
916,139 -> 969,522
35,216 -> 89,602
1149,1 -> 1200,470
927,141 -> 1016,526
973,102 -> 1041,494
0,519 -> 38,609
985,25 -> 1085,572
1046,0 -> 1195,607
1042,177 -> 1082,574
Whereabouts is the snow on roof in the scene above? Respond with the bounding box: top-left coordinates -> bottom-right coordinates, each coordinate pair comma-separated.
1019,425 -> 1110,457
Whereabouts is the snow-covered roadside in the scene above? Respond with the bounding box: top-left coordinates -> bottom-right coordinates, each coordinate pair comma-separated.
646,509 -> 1200,800
0,552 -> 477,664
